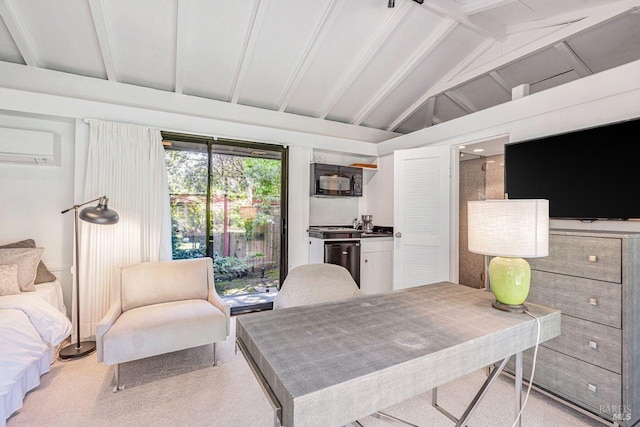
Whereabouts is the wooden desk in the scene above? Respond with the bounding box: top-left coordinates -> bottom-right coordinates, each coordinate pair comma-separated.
236,282 -> 560,427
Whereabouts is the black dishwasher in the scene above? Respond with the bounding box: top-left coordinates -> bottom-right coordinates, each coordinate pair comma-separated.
324,241 -> 360,287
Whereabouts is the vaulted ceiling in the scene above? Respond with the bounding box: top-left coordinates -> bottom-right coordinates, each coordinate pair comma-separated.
0,0 -> 639,136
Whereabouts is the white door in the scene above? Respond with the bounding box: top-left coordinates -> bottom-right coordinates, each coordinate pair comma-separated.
393,146 -> 451,290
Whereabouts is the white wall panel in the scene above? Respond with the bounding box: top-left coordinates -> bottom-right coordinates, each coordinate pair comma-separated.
181,0 -> 257,101
0,111 -> 75,315
238,0 -> 333,109
364,153 -> 394,227
284,0 -> 400,117
103,0 -> 176,91
11,0 -> 105,78
567,14 -> 640,74
326,8 -> 442,122
0,19 -> 23,64
360,27 -> 481,129
287,145 -> 311,270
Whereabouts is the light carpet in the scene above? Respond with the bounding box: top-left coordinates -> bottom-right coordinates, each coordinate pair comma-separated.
8,317 -> 604,427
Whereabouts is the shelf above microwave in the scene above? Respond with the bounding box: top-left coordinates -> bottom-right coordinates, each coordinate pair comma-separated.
349,163 -> 377,169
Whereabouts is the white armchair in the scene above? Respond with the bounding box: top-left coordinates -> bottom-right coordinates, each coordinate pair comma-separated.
96,258 -> 230,392
274,263 -> 364,309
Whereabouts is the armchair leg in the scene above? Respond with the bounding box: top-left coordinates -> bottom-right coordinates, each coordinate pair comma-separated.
112,364 -> 125,393
213,342 -> 217,367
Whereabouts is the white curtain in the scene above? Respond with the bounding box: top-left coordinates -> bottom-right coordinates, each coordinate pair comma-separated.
76,120 -> 171,339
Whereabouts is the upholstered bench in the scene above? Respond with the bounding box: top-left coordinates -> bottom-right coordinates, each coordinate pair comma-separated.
96,258 -> 230,392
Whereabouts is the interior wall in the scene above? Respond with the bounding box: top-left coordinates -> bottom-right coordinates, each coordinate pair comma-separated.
458,154 -> 504,289
287,145 -> 311,271
458,157 -> 485,288
364,153 -> 394,227
0,110 -> 75,315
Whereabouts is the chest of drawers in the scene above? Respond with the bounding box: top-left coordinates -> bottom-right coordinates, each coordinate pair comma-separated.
511,230 -> 640,426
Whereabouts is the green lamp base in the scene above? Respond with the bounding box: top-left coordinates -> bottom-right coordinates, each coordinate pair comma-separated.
489,256 -> 531,308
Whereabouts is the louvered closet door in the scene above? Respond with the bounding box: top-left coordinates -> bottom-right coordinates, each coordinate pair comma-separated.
393,146 -> 451,290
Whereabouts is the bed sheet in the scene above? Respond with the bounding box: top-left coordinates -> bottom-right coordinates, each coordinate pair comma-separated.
33,279 -> 66,315
0,281 -> 71,426
0,310 -> 52,427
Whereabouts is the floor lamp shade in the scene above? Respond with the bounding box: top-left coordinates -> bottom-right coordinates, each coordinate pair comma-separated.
79,197 -> 119,225
59,196 -> 119,360
468,199 -> 549,312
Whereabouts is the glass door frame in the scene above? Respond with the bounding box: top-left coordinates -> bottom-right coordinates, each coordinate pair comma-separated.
162,131 -> 289,287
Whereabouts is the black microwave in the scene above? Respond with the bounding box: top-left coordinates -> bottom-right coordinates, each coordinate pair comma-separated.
310,163 -> 363,197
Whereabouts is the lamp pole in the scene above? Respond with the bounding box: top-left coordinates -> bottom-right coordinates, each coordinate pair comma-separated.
59,196 -> 118,360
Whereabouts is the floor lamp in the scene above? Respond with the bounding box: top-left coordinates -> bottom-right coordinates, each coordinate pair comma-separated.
59,196 -> 119,360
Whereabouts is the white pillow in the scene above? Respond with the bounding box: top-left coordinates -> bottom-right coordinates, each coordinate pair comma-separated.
0,263 -> 21,296
0,247 -> 45,292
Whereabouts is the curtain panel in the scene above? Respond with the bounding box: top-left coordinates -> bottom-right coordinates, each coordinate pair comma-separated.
76,120 -> 171,339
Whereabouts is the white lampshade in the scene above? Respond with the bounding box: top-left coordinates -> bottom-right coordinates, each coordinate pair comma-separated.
468,199 -> 549,258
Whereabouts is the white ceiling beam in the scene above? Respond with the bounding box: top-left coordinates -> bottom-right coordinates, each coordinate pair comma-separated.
444,90 -> 477,114
387,39 -> 494,131
0,0 -> 42,67
317,0 -> 413,119
425,97 -> 436,128
451,4 -> 634,89
388,2 -> 636,131
174,0 -> 190,94
277,0 -> 346,112
424,0 -> 506,41
506,0 -> 640,35
352,19 -> 457,126
488,70 -> 514,94
88,0 -> 118,81
230,0 -> 270,104
554,41 -> 593,77
0,61 -> 397,150
462,0 -> 519,16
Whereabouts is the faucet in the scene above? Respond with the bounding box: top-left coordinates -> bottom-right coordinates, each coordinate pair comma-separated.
353,218 -> 362,229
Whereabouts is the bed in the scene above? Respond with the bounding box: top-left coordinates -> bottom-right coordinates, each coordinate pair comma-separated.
0,279 -> 71,427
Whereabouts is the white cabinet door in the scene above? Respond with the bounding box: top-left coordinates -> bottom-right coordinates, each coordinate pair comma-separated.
361,239 -> 393,295
308,237 -> 324,263
393,146 -> 451,290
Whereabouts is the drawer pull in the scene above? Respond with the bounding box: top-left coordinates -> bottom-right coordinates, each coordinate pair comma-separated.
588,255 -> 597,262
588,384 -> 597,393
589,340 -> 598,349
589,297 -> 598,306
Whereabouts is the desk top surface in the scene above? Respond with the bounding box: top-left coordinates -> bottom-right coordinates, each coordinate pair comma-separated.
236,282 -> 560,427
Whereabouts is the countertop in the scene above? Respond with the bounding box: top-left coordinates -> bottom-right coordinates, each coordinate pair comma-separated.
360,231 -> 393,238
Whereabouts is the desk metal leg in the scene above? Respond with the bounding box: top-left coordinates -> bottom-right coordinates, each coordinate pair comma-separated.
371,411 -> 419,427
432,358 -> 510,427
515,352 -> 523,427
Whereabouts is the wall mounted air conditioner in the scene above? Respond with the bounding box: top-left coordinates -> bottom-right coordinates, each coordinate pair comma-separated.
0,127 -> 58,166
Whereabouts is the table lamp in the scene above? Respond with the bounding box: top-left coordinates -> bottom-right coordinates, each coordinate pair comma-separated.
467,199 -> 548,313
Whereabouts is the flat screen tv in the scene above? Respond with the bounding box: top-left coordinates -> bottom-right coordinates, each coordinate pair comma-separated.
504,118 -> 640,220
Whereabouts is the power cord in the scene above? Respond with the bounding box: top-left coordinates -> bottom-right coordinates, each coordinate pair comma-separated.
512,310 -> 541,427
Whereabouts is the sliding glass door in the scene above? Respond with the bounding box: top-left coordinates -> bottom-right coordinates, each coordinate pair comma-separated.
163,133 -> 287,312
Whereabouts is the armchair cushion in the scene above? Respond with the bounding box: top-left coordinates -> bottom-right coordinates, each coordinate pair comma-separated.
101,299 -> 226,365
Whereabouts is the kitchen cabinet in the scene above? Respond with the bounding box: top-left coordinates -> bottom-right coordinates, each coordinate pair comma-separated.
308,237 -> 324,264
360,237 -> 393,295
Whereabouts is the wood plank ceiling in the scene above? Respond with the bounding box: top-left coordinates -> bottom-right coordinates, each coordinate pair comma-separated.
0,0 -> 639,136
